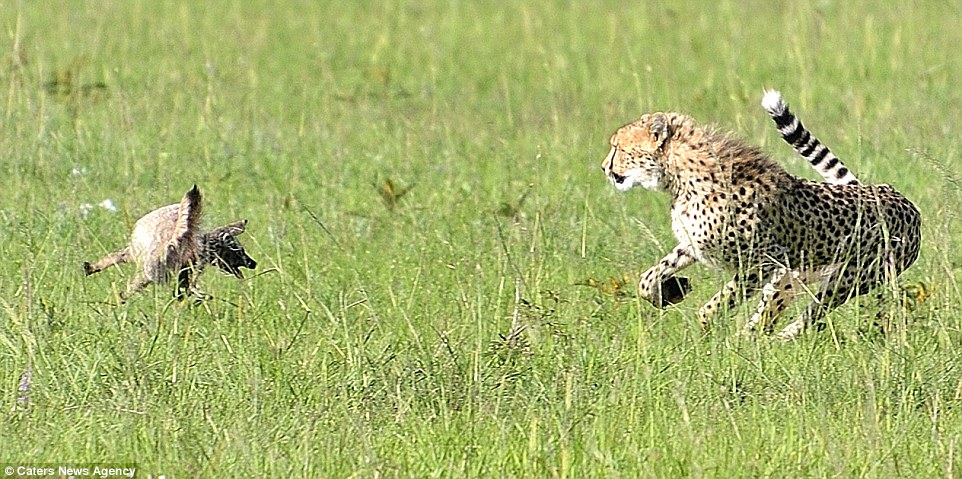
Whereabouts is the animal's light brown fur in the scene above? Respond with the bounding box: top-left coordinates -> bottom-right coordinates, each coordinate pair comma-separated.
83,185 -> 255,301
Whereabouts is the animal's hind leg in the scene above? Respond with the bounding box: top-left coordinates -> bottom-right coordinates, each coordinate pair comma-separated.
777,266 -> 868,340
83,247 -> 131,276
120,275 -> 152,302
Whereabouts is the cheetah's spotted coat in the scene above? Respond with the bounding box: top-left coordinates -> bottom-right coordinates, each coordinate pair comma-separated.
601,91 -> 921,338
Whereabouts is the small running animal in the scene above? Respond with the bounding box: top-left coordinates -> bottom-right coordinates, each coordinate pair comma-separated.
83,185 -> 257,301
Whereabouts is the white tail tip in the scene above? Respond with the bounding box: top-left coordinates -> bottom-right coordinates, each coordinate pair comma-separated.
761,89 -> 785,113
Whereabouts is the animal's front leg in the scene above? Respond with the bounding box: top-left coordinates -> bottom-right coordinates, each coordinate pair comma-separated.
638,244 -> 696,308
698,275 -> 742,330
174,267 -> 204,302
175,268 -> 190,300
697,266 -> 780,332
743,267 -> 799,335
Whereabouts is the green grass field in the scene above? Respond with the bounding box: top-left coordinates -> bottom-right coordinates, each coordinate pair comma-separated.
2,1 -> 961,477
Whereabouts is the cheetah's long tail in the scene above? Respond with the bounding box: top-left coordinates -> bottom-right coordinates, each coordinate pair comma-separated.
762,90 -> 860,186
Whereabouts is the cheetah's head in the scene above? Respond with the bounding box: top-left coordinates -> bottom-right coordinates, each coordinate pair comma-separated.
601,112 -> 674,192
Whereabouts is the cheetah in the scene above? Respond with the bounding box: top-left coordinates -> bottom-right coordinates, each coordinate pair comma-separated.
600,91 -> 921,338
83,185 -> 257,301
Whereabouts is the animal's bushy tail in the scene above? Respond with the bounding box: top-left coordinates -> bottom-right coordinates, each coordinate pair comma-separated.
762,90 -> 860,186
167,185 -> 203,267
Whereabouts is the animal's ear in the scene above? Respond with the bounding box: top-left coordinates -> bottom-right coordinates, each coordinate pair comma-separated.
223,219 -> 248,236
211,220 -> 247,238
650,113 -> 671,148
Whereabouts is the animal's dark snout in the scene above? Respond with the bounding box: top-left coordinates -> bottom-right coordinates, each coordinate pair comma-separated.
225,251 -> 256,279
213,246 -> 257,279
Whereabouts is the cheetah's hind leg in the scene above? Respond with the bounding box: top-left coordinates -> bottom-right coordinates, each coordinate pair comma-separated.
777,266 -> 865,340
119,275 -> 153,303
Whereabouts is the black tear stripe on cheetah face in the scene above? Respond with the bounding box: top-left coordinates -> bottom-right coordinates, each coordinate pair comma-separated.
601,92 -> 921,339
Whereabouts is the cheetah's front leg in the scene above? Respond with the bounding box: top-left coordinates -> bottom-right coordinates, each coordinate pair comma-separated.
638,244 -> 696,308
743,267 -> 803,335
697,275 -> 742,330
697,267 -> 779,331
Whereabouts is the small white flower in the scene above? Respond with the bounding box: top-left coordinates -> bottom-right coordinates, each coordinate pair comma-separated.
71,166 -> 89,177
79,203 -> 94,217
100,199 -> 118,212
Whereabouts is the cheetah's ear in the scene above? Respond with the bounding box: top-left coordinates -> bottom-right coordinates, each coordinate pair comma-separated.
650,113 -> 671,148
